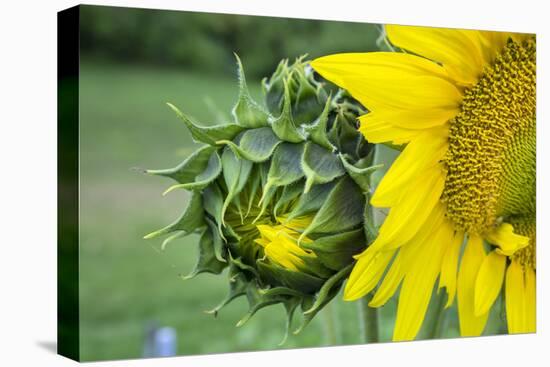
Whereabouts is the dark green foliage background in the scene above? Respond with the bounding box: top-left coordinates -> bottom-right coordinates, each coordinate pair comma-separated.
79,5 -> 381,78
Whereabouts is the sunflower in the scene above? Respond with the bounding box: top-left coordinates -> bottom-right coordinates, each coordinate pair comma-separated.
145,56 -> 373,339
311,25 -> 536,341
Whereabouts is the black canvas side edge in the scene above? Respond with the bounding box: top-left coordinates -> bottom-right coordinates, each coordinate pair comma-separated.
57,5 -> 80,362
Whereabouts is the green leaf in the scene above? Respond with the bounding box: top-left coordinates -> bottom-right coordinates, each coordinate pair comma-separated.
156,232 -> 187,251
339,153 -> 382,193
280,298 -> 300,345
292,66 -> 324,124
296,264 -> 353,333
329,110 -> 362,156
167,103 -> 243,145
218,127 -> 281,163
286,181 -> 336,220
182,228 -> 227,279
363,192 -> 379,244
258,160 -> 270,189
301,141 -> 345,193
205,264 -> 249,316
262,58 -> 288,115
205,217 -> 226,263
236,282 -> 289,327
273,180 -> 304,217
303,96 -> 333,150
255,184 -> 278,222
144,191 -> 205,240
146,145 -> 216,184
221,148 -> 253,222
301,228 -> 365,271
230,256 -> 260,278
300,176 -> 365,240
163,151 -> 222,193
269,81 -> 306,143
203,183 -> 225,240
257,261 -> 324,294
242,165 -> 262,218
265,143 -> 305,191
232,54 -> 270,128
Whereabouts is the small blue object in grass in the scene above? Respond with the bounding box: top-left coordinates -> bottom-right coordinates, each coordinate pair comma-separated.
143,322 -> 178,358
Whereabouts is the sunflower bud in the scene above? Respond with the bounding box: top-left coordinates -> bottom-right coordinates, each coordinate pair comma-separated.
145,55 -> 378,341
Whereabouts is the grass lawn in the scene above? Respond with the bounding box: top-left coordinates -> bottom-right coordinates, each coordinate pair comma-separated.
77,61 -> 498,361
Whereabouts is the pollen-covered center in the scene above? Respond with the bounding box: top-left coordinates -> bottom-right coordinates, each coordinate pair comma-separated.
441,37 -> 536,234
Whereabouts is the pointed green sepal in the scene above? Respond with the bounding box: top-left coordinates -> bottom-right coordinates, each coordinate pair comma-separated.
300,176 -> 364,240
221,147 -> 253,223
236,282 -> 290,327
363,192 -> 379,244
205,217 -> 227,263
304,96 -> 334,150
264,143 -> 305,192
205,266 -> 249,317
286,181 -> 336,221
273,180 -> 304,217
279,298 -> 300,346
339,153 -> 383,193
146,145 -> 216,184
232,54 -> 270,128
301,228 -> 364,271
301,141 -> 345,193
182,228 -> 228,280
269,81 -> 306,143
257,261 -> 325,294
298,263 -> 353,323
144,191 -> 205,240
217,127 -> 281,163
167,102 -> 244,145
203,184 -> 226,240
163,151 -> 222,193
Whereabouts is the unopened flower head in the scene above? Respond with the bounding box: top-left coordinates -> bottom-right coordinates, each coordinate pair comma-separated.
146,56 -> 378,340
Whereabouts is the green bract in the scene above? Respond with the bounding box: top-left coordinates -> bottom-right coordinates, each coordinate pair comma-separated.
145,56 -> 378,342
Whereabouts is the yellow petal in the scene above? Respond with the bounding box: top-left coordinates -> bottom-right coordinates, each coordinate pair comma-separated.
310,52 -> 462,126
369,250 -> 404,307
506,260 -> 526,333
280,215 -> 313,231
256,224 -> 277,242
254,238 -> 270,247
359,108 -> 449,134
350,204 -> 445,300
386,24 -> 486,86
371,167 -> 445,249
438,228 -> 464,308
474,251 -> 506,316
486,223 -> 530,256
358,112 -> 421,144
525,267 -> 536,332
371,131 -> 447,207
265,243 -> 304,271
457,235 -> 490,336
343,249 -> 396,301
392,222 -> 450,341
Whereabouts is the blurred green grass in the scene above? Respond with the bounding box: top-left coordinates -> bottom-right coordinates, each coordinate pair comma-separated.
78,61 -> 506,361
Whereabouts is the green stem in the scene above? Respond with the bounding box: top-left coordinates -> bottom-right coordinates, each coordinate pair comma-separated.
427,290 -> 447,339
358,295 -> 379,343
322,302 -> 340,345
